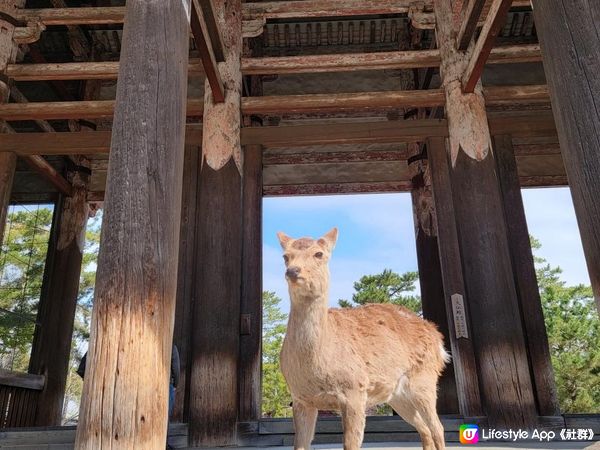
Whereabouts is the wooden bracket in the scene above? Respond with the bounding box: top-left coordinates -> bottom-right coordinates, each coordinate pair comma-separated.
190,0 -> 225,103
408,2 -> 436,30
13,21 -> 45,44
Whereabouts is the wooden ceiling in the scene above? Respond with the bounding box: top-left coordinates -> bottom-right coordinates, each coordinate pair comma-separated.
3,0 -> 566,203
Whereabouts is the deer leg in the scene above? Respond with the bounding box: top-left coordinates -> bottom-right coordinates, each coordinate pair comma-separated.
406,375 -> 446,450
341,395 -> 366,450
389,397 -> 435,450
292,401 -> 318,450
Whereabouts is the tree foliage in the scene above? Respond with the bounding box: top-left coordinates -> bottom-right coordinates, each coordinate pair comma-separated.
533,237 -> 600,413
0,206 -> 53,371
338,268 -> 421,314
262,291 -> 292,418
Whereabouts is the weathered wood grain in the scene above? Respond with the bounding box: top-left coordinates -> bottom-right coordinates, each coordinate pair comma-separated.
410,159 -> 459,414
0,370 -> 45,391
532,0 -> 600,310
462,0 -> 513,92
6,44 -> 540,80
426,137 -> 483,417
189,160 -> 242,446
73,0 -> 190,448
493,134 -> 560,416
456,0 -> 486,50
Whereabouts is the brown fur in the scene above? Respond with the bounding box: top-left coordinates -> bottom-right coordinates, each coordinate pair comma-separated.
277,228 -> 447,450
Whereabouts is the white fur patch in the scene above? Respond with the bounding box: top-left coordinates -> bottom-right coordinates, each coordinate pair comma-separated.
440,344 -> 451,364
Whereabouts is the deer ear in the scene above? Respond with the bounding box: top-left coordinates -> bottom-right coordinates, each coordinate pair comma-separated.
277,232 -> 292,250
318,227 -> 338,251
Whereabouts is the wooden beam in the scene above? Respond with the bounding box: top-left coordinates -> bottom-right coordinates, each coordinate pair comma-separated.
29,169 -> 88,425
0,113 -> 559,155
462,0 -> 513,93
190,0 -> 224,102
0,85 -> 550,121
532,0 -> 600,310
0,369 -> 45,391
263,181 -> 412,196
21,155 -> 72,196
456,0 -> 486,51
6,45 -> 541,80
74,0 -> 190,448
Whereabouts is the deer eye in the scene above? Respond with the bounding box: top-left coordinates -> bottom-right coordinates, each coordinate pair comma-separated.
314,251 -> 324,259
283,255 -> 289,263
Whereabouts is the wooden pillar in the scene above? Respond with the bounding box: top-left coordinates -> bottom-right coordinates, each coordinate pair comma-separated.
427,137 -> 482,418
239,120 -> 263,422
28,168 -> 89,426
189,0 -> 243,446
74,0 -> 190,448
494,134 -> 560,416
172,145 -> 201,423
532,1 -> 600,311
0,0 -> 25,245
433,0 -> 537,427
409,156 -> 459,415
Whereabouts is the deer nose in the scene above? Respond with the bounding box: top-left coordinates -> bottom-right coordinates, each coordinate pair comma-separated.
286,266 -> 301,280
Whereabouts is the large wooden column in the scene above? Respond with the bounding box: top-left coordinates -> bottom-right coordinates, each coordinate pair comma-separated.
189,0 -> 243,446
532,1 -> 600,311
29,168 -> 89,426
433,0 -> 537,428
409,157 -> 459,414
0,0 -> 25,245
74,0 -> 190,448
494,135 -> 559,416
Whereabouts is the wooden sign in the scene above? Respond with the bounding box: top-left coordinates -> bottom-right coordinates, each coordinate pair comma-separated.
451,293 -> 469,339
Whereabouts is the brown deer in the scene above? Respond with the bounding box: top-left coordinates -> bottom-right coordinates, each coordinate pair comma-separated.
277,228 -> 448,450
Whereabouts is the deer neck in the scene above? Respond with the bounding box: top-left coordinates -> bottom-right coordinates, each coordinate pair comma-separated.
287,292 -> 329,356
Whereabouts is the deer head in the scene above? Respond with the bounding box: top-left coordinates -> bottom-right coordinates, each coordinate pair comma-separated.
277,228 -> 338,302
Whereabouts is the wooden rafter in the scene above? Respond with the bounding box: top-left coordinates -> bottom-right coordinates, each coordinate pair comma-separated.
190,0 -> 225,102
456,0 -> 486,50
462,0 -> 513,93
12,1 -> 531,26
0,85 -> 549,121
0,112 -> 557,155
6,44 -> 541,81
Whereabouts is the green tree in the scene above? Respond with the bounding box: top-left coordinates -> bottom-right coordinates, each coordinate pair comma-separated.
0,206 -> 54,371
262,291 -> 292,418
534,238 -> 600,413
338,268 -> 421,314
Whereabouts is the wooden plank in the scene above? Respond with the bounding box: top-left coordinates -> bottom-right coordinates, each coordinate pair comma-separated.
532,0 -> 600,310
28,169 -> 89,426
0,370 -> 45,391
493,134 -> 560,416
6,45 -> 541,80
190,0 -> 224,102
456,0 -> 487,50
73,0 -> 190,448
462,0 -> 513,93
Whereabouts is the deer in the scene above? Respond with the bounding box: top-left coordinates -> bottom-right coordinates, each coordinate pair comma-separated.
277,228 -> 448,450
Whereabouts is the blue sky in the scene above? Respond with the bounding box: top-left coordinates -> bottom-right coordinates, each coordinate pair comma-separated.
263,187 -> 590,313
